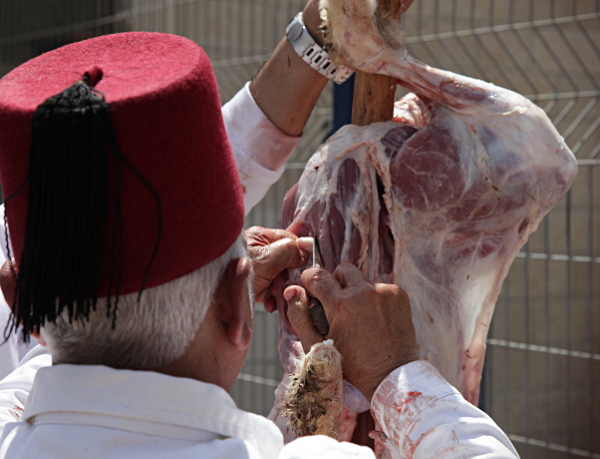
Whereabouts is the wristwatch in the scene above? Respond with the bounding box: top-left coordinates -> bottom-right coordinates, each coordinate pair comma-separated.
285,12 -> 354,85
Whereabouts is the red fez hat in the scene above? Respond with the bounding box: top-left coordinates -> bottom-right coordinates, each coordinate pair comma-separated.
0,32 -> 244,336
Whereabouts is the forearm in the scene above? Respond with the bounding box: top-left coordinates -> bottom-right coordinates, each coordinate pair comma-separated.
222,0 -> 328,210
249,0 -> 328,146
371,361 -> 519,458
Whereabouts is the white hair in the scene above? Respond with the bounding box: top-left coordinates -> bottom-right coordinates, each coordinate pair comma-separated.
42,235 -> 247,369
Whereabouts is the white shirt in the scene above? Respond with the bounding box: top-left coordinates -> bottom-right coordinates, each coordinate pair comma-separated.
371,363 -> 518,458
3,363 -> 285,458
0,349 -> 517,458
0,354 -> 374,459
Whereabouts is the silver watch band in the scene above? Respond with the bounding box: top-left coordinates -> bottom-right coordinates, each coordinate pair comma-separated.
285,12 -> 354,85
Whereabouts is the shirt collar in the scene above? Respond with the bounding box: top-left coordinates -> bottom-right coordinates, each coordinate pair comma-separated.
24,364 -> 283,456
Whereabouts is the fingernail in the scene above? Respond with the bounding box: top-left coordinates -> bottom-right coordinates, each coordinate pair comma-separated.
297,237 -> 314,254
284,288 -> 297,302
271,237 -> 292,249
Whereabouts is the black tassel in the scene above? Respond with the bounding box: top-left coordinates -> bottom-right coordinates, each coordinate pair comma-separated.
4,71 -> 162,343
12,74 -> 109,340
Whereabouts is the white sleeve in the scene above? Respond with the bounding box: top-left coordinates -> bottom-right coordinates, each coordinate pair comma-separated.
279,435 -> 376,459
371,360 -> 519,458
0,345 -> 51,427
0,304 -> 36,382
222,83 -> 300,214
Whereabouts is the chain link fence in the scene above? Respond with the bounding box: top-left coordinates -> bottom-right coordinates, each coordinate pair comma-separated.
1,1 -> 598,457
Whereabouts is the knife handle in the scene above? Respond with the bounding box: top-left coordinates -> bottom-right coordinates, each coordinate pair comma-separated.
309,297 -> 330,336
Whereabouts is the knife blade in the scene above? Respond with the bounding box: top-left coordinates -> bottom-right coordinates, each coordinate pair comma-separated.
308,237 -> 330,337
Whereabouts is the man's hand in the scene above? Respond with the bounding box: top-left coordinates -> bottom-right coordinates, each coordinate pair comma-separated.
245,226 -> 312,312
285,263 -> 419,401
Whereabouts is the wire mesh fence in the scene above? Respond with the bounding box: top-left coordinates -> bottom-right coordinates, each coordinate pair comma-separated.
1,1 -> 598,457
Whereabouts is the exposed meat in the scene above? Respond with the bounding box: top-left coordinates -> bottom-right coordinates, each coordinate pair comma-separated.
270,0 -> 577,441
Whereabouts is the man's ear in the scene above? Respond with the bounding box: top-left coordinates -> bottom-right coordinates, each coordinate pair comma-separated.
0,260 -> 46,346
218,257 -> 253,351
0,259 -> 16,308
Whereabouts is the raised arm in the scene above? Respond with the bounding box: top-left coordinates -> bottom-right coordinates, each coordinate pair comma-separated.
249,0 -> 329,142
221,0 -> 333,212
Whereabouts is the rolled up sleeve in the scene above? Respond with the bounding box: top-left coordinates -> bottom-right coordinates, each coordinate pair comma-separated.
222,83 -> 300,214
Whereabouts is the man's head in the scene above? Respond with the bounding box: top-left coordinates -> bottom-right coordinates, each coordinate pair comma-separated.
0,33 -> 247,379
40,235 -> 250,371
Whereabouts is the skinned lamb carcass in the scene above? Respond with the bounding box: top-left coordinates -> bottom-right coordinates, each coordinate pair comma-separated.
269,0 -> 577,443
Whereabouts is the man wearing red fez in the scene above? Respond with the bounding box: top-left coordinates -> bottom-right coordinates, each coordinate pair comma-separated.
0,1 -> 518,457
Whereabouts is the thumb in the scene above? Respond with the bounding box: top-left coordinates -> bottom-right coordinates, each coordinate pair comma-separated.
285,285 -> 322,353
256,238 -> 308,280
300,267 -> 342,322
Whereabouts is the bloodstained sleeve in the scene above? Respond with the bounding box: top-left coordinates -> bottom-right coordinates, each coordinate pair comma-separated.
371,360 -> 519,458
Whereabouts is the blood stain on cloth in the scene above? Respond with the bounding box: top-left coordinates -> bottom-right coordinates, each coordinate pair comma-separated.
395,391 -> 422,413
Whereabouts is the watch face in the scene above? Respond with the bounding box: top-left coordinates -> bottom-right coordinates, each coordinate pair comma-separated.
286,18 -> 304,43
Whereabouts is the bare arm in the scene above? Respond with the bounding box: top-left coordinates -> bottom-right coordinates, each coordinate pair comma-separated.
249,0 -> 329,148
222,0 -> 330,209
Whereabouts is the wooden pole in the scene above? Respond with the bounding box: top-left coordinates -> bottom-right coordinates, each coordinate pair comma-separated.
351,72 -> 398,126
351,0 -> 413,127
349,0 -> 413,450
